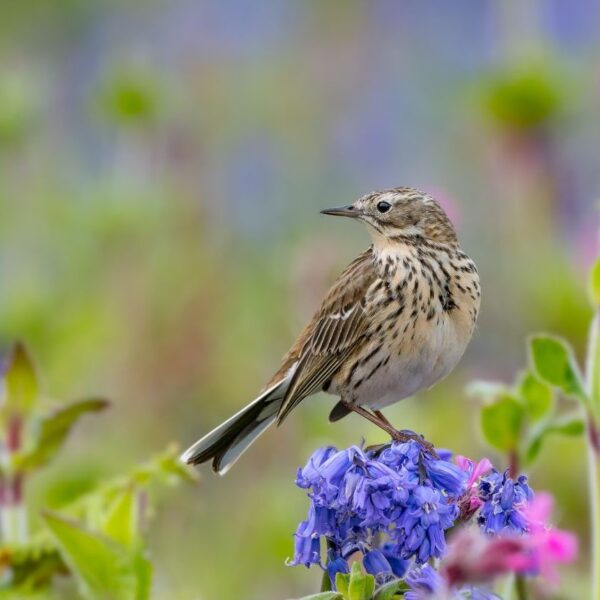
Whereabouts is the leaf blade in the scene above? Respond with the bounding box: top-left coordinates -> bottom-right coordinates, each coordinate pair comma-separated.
42,511 -> 139,600
519,370 -> 553,421
4,342 -> 38,417
480,394 -> 525,452
529,335 -> 586,402
16,398 -> 109,472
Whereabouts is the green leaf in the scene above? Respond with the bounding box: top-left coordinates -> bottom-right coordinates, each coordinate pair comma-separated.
590,258 -> 600,308
340,561 -> 375,600
480,394 -> 525,452
16,398 -> 109,472
373,580 -> 408,600
60,446 -> 197,528
525,415 -> 585,465
295,594 -> 343,600
550,416 -> 586,436
336,571 -> 350,598
529,336 -> 586,402
102,486 -> 138,548
4,343 -> 38,417
519,370 -> 553,421
130,549 -> 152,600
43,511 -> 143,600
0,539 -> 65,591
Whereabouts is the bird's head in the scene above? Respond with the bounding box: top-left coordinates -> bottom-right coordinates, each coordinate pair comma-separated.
321,187 -> 458,247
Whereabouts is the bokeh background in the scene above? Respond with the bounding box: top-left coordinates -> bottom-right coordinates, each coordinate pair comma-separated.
1,1 -> 598,598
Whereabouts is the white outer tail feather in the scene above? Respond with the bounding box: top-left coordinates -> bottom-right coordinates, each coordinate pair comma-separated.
180,371 -> 294,475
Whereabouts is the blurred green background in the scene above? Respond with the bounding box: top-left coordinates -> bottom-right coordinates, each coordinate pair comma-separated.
0,1 -> 598,598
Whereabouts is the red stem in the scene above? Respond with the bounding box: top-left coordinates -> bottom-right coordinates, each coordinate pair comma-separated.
508,450 -> 519,480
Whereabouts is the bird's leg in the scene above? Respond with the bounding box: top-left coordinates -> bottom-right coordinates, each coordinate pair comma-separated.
373,410 -> 437,458
341,402 -> 438,457
342,403 -> 427,448
373,410 -> 395,429
343,402 -> 403,440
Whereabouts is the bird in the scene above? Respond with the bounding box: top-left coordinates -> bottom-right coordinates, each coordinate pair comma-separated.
181,187 -> 480,474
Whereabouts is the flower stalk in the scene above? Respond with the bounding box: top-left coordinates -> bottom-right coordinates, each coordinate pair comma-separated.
1,415 -> 28,544
588,439 -> 600,600
587,310 -> 600,600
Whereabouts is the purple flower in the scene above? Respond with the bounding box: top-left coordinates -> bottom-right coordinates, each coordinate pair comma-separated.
326,553 -> 349,589
381,542 -> 410,578
423,457 -> 468,497
295,446 -> 337,488
405,565 -> 444,600
290,532 -> 320,567
396,485 -> 458,562
363,548 -> 394,583
290,440 -> 466,570
478,471 -> 533,535
405,565 -> 501,600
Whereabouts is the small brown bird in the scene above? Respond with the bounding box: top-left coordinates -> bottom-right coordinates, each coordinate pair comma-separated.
182,187 -> 480,474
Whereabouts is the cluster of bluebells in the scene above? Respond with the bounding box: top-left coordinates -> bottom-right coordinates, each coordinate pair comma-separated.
290,440 -> 555,593
291,441 -> 467,576
477,470 -> 533,535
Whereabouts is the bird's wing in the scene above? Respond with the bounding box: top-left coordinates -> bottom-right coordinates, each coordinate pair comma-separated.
275,248 -> 378,424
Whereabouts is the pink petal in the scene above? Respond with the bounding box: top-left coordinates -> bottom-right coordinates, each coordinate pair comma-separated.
455,456 -> 494,488
468,497 -> 484,511
544,530 -> 578,562
455,455 -> 472,471
471,458 -> 494,483
526,492 -> 554,525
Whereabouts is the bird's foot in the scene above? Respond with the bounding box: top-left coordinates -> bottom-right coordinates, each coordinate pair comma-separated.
343,403 -> 438,458
389,429 -> 438,459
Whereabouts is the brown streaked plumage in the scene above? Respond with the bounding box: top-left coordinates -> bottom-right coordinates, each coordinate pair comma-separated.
181,187 -> 480,474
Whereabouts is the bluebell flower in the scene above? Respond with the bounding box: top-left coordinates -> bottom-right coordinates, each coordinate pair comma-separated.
326,553 -> 349,589
396,485 -> 458,562
291,440 -> 467,571
466,587 -> 502,600
297,504 -> 337,537
295,446 -> 337,488
405,564 -> 444,600
290,532 -> 320,567
478,470 -> 533,535
405,565 -> 501,600
423,457 -> 468,497
381,542 -> 409,578
363,548 -> 394,583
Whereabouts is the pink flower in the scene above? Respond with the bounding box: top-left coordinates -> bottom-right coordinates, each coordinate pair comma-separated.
455,456 -> 493,520
441,492 -> 577,588
510,492 -> 579,584
442,529 -> 531,586
456,456 -> 493,489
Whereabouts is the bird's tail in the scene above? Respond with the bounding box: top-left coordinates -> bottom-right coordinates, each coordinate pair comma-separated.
180,376 -> 290,475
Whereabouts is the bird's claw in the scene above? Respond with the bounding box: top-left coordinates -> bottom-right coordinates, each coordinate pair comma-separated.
389,429 -> 439,459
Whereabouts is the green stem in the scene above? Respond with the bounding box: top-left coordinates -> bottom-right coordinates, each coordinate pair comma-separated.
320,567 -> 332,592
2,502 -> 27,544
588,312 -> 600,599
500,573 -> 514,600
0,417 -> 27,544
588,436 -> 600,600
588,313 -> 600,423
515,574 -> 529,600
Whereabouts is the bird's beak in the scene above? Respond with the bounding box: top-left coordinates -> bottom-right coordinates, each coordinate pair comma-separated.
320,204 -> 359,218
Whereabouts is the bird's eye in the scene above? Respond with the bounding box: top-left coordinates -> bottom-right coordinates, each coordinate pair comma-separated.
376,201 -> 391,213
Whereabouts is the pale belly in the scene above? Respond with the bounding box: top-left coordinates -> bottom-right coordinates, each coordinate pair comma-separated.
330,311 -> 473,410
